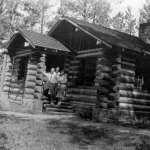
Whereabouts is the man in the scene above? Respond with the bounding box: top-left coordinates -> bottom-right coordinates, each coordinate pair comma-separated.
43,68 -> 57,104
55,66 -> 60,79
56,70 -> 67,105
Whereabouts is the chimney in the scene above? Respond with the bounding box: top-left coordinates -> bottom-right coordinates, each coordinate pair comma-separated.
139,22 -> 150,44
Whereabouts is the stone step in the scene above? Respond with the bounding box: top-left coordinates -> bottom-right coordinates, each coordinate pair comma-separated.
44,111 -> 75,116
67,88 -> 97,96
66,94 -> 96,103
45,107 -> 73,113
71,101 -> 96,107
43,103 -> 73,109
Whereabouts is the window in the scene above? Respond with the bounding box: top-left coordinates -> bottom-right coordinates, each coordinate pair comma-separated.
77,57 -> 96,86
17,56 -> 28,81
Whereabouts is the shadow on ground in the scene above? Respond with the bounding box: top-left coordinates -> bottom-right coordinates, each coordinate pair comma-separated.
46,118 -> 150,150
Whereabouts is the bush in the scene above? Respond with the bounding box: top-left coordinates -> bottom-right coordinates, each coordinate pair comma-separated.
73,106 -> 93,120
135,135 -> 150,150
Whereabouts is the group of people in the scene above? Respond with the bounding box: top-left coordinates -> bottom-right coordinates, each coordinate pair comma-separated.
43,67 -> 67,106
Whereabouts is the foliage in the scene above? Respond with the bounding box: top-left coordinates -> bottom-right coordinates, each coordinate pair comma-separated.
135,135 -> 150,150
0,0 -> 50,42
139,0 -> 150,24
111,7 -> 136,35
60,0 -> 112,27
73,106 -> 93,120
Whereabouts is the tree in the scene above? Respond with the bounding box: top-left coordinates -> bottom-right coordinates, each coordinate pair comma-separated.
124,7 -> 136,35
0,0 -> 23,40
21,1 -> 41,30
0,0 -> 50,42
111,7 -> 136,35
60,0 -> 111,27
139,0 -> 150,23
111,12 -> 125,32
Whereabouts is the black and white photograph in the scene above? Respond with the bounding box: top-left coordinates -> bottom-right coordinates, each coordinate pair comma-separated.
0,0 -> 150,149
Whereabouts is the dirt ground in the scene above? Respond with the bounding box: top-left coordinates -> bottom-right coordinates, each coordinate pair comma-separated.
0,112 -> 150,150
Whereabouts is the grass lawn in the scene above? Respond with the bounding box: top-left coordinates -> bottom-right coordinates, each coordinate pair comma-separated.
0,113 -> 149,150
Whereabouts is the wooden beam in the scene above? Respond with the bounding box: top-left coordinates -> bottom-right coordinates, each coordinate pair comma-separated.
77,48 -> 102,54
65,18 -> 112,48
77,52 -> 102,58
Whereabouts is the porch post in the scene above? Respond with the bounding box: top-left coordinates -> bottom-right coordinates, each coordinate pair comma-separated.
0,52 -> 13,110
34,53 -> 46,112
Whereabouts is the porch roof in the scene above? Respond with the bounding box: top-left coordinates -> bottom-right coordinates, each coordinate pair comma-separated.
50,17 -> 150,53
7,28 -> 70,53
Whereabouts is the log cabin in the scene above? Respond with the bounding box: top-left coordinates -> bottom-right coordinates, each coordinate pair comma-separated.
0,17 -> 150,120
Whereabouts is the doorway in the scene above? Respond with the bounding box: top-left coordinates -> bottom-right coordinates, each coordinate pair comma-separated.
45,54 -> 66,72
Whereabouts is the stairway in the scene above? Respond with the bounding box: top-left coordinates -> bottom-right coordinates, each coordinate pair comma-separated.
42,96 -> 74,115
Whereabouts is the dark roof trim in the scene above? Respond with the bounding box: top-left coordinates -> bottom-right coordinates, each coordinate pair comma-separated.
6,29 -> 35,49
7,28 -> 70,53
18,28 -> 35,48
49,17 -> 112,48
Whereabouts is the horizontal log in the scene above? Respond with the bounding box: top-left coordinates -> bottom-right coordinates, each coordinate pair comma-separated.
77,48 -> 102,54
119,102 -> 150,110
36,74 -> 42,80
25,82 -> 36,88
69,65 -> 80,70
34,92 -> 42,99
117,83 -> 134,91
5,72 -> 12,77
36,80 -> 43,86
119,75 -> 135,83
37,62 -> 44,68
9,87 -> 23,93
77,52 -> 102,58
9,95 -> 23,101
121,56 -> 135,63
119,90 -> 150,99
35,86 -> 42,93
27,70 -> 37,76
26,76 -> 36,81
68,70 -> 79,74
27,64 -> 37,70
70,60 -> 80,65
37,69 -> 43,74
98,80 -> 112,87
9,83 -> 24,89
39,56 -> 45,62
24,88 -> 35,94
116,59 -> 135,67
4,77 -> 11,82
119,97 -> 150,106
24,94 -> 34,99
3,86 -> 10,92
96,64 -> 111,72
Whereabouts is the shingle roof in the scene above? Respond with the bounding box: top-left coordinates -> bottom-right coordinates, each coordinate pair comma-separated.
8,28 -> 70,52
63,17 -> 150,53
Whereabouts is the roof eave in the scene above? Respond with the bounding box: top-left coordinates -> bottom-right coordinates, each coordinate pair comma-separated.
49,17 -> 112,49
17,28 -> 36,49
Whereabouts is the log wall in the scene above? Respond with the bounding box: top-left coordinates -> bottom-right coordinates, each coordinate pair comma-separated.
96,47 -> 119,111
67,55 -> 80,87
0,51 -> 46,113
118,51 -> 150,117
